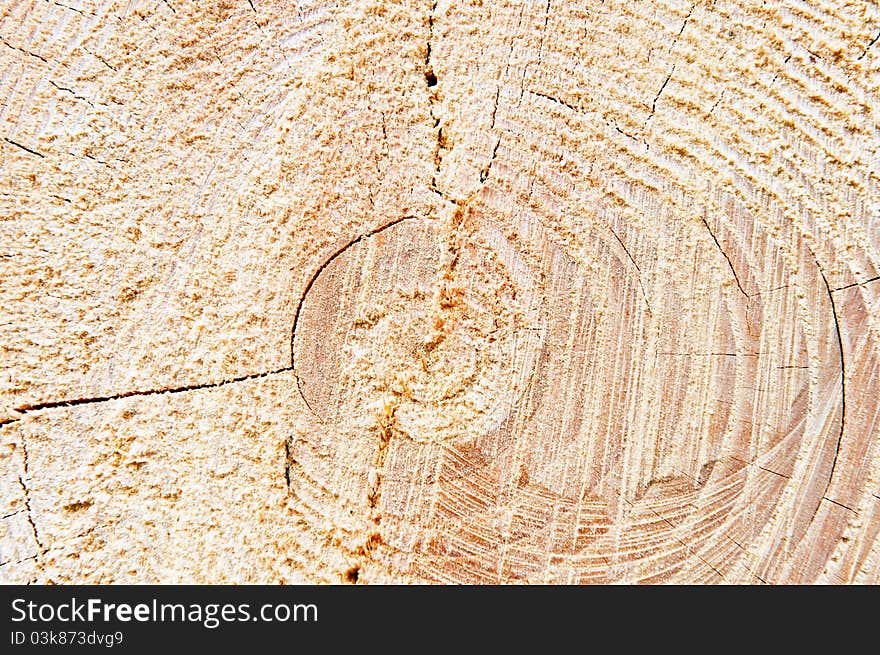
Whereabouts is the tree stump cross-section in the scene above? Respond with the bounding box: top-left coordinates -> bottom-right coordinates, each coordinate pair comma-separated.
1,0 -> 879,583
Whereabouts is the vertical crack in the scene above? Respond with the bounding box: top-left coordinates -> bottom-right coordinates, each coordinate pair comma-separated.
609,226 -> 652,314
423,2 -> 505,195
646,4 -> 694,119
18,435 -> 45,553
650,63 -> 675,115
806,247 -> 846,509
701,218 -> 749,298
538,0 -> 552,63
425,1 -> 443,194
19,477 -> 43,552
856,30 -> 879,61
283,436 -> 292,490
677,3 -> 695,37
479,137 -> 501,183
489,84 -> 501,131
480,86 -> 503,183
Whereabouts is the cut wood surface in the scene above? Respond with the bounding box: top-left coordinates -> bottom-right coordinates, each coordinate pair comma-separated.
1,0 -> 879,583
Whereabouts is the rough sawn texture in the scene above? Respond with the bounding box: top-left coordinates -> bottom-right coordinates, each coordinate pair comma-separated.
1,0 -> 879,583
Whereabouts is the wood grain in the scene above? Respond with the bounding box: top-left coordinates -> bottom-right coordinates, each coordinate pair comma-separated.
1,0 -> 878,583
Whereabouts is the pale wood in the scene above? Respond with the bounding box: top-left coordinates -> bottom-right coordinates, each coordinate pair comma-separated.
1,0 -> 879,583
